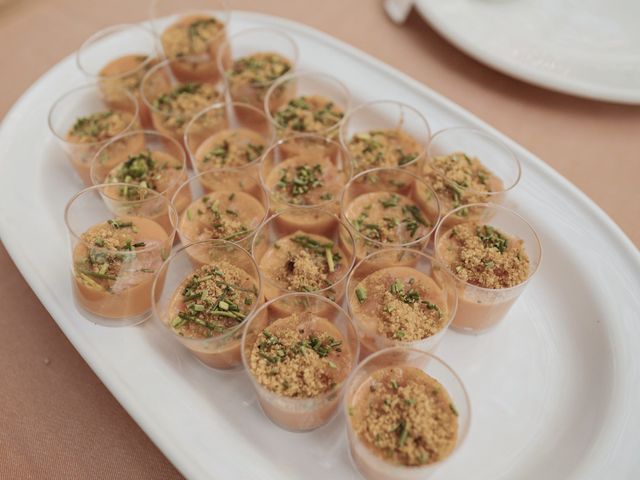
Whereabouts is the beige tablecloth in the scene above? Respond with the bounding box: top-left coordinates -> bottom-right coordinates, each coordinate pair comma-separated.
1,0 -> 638,478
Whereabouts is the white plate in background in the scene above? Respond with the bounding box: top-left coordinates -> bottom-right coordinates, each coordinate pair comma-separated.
0,11 -> 639,480
387,0 -> 640,104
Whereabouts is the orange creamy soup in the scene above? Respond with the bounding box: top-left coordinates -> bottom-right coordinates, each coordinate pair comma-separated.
72,216 -> 170,319
437,222 -> 530,331
99,54 -> 157,126
347,129 -> 423,175
348,366 -> 458,468
349,267 -> 448,356
168,262 -> 259,369
249,312 -> 351,430
160,14 -> 228,82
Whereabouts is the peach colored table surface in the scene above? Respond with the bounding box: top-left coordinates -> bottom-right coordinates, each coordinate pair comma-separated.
0,1 -> 638,478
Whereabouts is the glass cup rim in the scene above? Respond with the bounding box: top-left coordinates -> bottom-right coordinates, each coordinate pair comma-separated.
149,0 -> 231,36
338,99 -> 432,171
250,207 -> 358,295
48,83 -> 140,146
258,132 -> 351,210
434,202 -> 543,293
263,69 -> 351,133
171,167 -> 271,244
64,182 -> 178,253
345,246 -> 459,342
240,291 -> 361,399
139,59 -> 226,116
426,126 -> 522,196
76,23 -> 158,79
89,129 -> 187,191
183,100 -> 275,172
340,166 -> 442,248
151,238 -> 263,342
215,26 -> 300,86
342,345 -> 471,473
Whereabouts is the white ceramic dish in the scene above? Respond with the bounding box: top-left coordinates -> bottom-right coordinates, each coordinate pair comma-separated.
1,11 -> 639,480
386,0 -> 640,105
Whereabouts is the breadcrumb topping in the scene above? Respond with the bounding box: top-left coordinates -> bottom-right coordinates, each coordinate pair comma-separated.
170,262 -> 258,339
439,222 -> 530,288
250,313 -> 350,397
228,52 -> 292,87
67,111 -> 132,144
273,96 -> 343,135
350,366 -> 458,466
197,129 -> 266,169
348,129 -> 422,174
353,269 -> 448,341
153,83 -> 220,133
161,16 -> 225,60
106,150 -> 183,198
423,152 -> 501,216
183,193 -> 263,242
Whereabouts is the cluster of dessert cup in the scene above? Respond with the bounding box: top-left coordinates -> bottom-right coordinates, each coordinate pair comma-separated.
53,1 -> 542,478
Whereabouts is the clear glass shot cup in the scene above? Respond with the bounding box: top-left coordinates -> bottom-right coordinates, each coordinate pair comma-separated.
344,347 -> 470,480
217,27 -> 299,120
184,101 -> 274,180
425,127 -> 521,227
152,239 -> 262,370
173,168 -> 269,259
346,248 -> 458,359
76,24 -> 160,128
150,0 -> 230,83
241,292 -> 360,431
340,167 -> 440,265
140,59 -> 225,149
264,71 -> 351,152
259,133 -> 352,236
434,203 -> 542,334
251,208 -> 356,317
90,130 -> 191,215
64,184 -> 177,327
48,83 -> 140,186
339,100 -> 431,176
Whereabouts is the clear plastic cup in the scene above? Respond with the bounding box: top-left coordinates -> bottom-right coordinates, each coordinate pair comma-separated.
339,100 -> 431,176
184,101 -> 274,180
217,27 -> 299,119
434,203 -> 542,334
344,347 -> 470,480
173,168 -> 269,258
425,127 -> 521,227
340,167 -> 440,264
251,208 -> 356,316
48,83 -> 140,186
241,292 -> 360,431
346,248 -> 457,359
64,184 -> 177,327
150,0 -> 230,83
153,239 -> 262,370
140,59 -> 225,148
259,133 -> 352,235
76,24 -> 160,127
264,71 -> 350,148
90,130 -> 191,215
